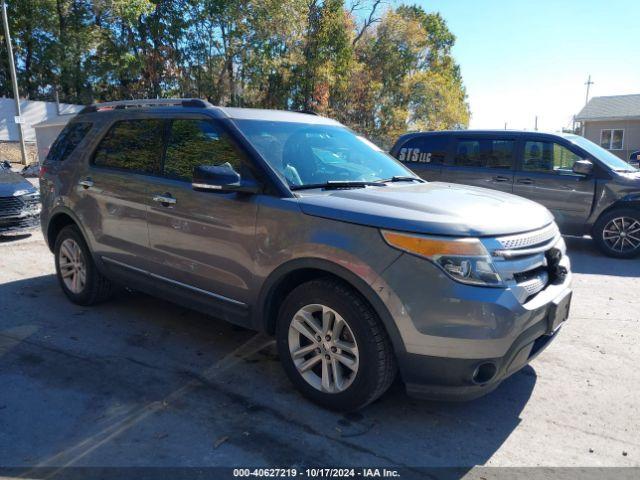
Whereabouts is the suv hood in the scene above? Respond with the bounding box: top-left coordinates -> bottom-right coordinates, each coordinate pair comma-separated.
296,182 -> 554,237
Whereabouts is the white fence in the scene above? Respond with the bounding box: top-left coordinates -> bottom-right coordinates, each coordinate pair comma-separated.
0,97 -> 82,142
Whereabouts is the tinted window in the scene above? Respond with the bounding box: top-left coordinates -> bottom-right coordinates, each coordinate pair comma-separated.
93,119 -> 164,173
46,122 -> 92,162
164,119 -> 247,181
523,141 -> 581,173
397,136 -> 448,164
454,140 -> 482,167
486,140 -> 515,169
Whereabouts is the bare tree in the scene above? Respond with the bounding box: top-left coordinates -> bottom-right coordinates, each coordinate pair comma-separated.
350,0 -> 385,46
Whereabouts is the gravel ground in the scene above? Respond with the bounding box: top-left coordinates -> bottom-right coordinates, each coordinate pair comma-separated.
0,231 -> 638,469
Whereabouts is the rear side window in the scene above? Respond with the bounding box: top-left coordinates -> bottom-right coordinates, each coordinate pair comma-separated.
397,136 -> 448,164
523,141 -> 581,173
93,119 -> 164,174
164,119 -> 247,181
46,122 -> 92,162
454,140 -> 482,167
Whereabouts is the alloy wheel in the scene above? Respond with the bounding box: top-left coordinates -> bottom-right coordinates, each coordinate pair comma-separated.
58,238 -> 87,294
287,304 -> 359,394
602,217 -> 640,253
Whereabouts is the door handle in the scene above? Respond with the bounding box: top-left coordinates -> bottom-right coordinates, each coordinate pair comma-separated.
517,178 -> 534,185
492,176 -> 510,182
79,178 -> 94,189
152,194 -> 177,206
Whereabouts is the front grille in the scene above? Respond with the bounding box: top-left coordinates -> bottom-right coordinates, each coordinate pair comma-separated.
514,267 -> 549,298
496,223 -> 559,250
486,224 -> 565,303
0,193 -> 40,232
0,195 -> 27,217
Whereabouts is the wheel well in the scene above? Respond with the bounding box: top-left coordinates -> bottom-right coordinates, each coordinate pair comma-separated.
264,268 -> 333,335
591,202 -> 640,234
46,213 -> 77,251
262,265 -> 404,359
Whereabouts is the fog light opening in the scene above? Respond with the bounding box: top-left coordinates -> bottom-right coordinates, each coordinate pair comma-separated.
472,362 -> 497,385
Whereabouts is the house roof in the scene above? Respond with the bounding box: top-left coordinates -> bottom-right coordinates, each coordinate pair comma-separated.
575,94 -> 640,122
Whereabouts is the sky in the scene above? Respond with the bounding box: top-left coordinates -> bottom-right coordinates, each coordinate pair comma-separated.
410,0 -> 640,131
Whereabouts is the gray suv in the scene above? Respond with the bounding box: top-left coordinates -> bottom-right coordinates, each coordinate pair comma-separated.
40,99 -> 572,411
392,130 -> 640,258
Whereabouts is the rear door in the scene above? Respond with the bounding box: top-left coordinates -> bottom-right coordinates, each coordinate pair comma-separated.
145,117 -> 259,322
513,139 -> 596,234
440,136 -> 516,193
76,118 -> 164,271
394,134 -> 449,180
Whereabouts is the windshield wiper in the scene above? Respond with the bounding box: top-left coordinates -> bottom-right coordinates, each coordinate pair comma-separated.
290,180 -> 387,191
383,176 -> 425,183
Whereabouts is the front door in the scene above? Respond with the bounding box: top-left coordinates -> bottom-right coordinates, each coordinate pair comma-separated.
146,117 -> 259,321
513,140 -> 595,234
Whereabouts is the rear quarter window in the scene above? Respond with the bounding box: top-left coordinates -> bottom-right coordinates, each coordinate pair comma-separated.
46,122 -> 93,162
396,136 -> 449,165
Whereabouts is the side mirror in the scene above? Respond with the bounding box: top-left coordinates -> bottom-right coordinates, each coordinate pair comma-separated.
572,159 -> 593,176
192,165 -> 260,194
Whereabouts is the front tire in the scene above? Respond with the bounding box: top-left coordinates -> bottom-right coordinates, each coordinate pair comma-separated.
276,278 -> 396,411
592,209 -> 640,258
54,225 -> 114,305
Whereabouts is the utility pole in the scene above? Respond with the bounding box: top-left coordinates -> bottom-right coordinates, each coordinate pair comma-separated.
584,74 -> 594,106
1,0 -> 28,165
534,116 -> 538,131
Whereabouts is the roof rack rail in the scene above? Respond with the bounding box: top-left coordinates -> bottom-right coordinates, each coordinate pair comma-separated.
79,98 -> 211,114
297,109 -> 318,116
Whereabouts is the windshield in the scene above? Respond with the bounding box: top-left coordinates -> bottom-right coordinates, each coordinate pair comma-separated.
232,119 -> 413,188
567,135 -> 638,172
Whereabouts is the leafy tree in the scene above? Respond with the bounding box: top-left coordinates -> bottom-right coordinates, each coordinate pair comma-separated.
0,0 -> 469,147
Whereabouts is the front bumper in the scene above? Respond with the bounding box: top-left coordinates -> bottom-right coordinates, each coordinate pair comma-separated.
0,193 -> 41,234
0,211 -> 40,233
402,311 -> 563,401
373,248 -> 572,401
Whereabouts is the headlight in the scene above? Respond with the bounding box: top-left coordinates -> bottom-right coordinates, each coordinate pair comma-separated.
381,230 -> 504,287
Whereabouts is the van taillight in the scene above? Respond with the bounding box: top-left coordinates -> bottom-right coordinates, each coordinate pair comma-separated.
39,165 -> 48,178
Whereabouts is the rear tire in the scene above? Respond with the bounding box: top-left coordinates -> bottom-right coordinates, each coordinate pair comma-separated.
592,209 -> 640,258
54,225 -> 114,305
276,278 -> 396,411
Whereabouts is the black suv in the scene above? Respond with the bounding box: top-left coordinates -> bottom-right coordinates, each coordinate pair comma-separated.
391,130 -> 640,258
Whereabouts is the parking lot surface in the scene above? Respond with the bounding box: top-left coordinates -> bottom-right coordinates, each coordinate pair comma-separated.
0,232 -> 638,468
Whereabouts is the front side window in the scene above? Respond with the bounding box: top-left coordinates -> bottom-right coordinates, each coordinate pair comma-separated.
567,134 -> 637,172
454,140 -> 482,167
600,129 -> 624,150
46,122 -> 92,162
232,120 -> 411,187
164,119 -> 247,181
523,141 -> 581,173
93,119 -> 164,173
397,136 -> 448,164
